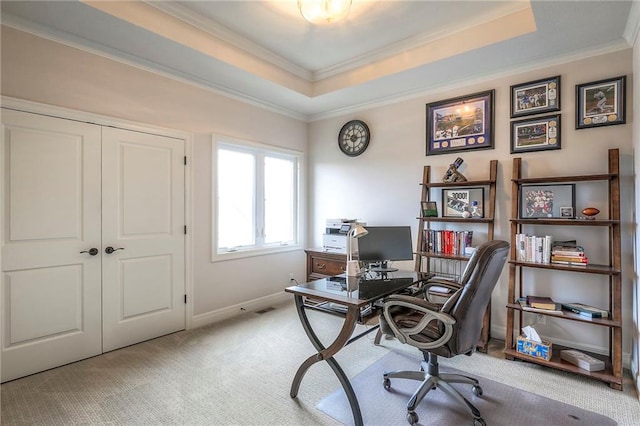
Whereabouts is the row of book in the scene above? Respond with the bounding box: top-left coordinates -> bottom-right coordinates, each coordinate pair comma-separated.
518,296 -> 609,318
515,236 -> 589,266
514,234 -> 552,263
421,230 -> 473,256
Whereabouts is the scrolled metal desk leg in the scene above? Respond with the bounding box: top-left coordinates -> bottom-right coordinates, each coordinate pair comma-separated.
290,295 -> 364,426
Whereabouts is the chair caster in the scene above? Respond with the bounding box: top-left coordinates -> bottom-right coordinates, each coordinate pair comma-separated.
473,417 -> 486,426
407,411 -> 419,425
472,385 -> 483,396
383,378 -> 391,390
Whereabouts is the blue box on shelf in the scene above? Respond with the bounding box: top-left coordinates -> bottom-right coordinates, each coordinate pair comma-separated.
516,335 -> 552,361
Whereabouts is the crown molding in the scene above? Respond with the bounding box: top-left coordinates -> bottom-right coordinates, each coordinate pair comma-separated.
623,0 -> 640,46
307,39 -> 632,122
145,1 -> 313,82
1,15 -> 308,121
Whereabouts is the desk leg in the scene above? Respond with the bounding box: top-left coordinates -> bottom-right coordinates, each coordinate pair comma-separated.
290,295 -> 364,426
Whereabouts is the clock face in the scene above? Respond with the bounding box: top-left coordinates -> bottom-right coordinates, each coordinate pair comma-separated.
338,120 -> 370,157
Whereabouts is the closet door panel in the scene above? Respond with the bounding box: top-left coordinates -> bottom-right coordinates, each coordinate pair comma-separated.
101,127 -> 185,352
1,109 -> 102,382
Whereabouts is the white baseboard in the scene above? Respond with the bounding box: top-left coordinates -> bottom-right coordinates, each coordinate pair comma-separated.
190,291 -> 291,329
491,325 -> 632,371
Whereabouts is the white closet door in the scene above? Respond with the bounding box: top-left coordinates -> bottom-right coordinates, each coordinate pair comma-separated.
101,127 -> 185,352
1,109 -> 102,382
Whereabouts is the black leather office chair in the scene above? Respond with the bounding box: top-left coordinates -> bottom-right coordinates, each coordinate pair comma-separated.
379,240 -> 509,426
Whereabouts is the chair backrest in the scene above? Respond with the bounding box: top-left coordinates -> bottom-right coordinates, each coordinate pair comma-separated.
442,240 -> 509,355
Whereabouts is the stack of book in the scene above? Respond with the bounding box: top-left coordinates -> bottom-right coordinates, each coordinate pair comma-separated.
517,296 -> 564,315
551,240 -> 588,266
561,302 -> 609,318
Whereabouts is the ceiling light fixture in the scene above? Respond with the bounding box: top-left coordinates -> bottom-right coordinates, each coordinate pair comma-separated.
298,0 -> 352,24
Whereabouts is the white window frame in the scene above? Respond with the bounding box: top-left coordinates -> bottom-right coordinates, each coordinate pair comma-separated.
212,134 -> 303,262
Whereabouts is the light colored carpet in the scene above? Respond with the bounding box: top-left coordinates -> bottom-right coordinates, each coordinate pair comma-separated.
0,300 -> 638,425
318,350 -> 617,426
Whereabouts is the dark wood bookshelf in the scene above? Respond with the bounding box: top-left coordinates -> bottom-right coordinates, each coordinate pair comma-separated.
415,160 -> 497,352
505,148 -> 622,390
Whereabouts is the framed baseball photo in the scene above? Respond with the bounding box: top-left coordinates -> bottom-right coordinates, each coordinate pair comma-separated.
510,114 -> 561,154
426,90 -> 495,156
575,75 -> 626,129
510,75 -> 561,118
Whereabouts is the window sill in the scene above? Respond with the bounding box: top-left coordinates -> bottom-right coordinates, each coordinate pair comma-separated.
212,244 -> 303,262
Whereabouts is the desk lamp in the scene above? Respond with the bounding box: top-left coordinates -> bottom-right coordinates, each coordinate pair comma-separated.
346,224 -> 368,276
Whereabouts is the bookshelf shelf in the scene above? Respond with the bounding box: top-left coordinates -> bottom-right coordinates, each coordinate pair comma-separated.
505,148 -> 622,390
415,160 -> 497,351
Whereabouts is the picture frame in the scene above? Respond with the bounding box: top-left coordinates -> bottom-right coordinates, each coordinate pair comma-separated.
426,90 -> 494,156
560,207 -> 574,218
421,201 -> 438,217
510,75 -> 561,118
510,114 -> 561,154
442,187 -> 484,218
520,184 -> 575,219
575,75 -> 626,129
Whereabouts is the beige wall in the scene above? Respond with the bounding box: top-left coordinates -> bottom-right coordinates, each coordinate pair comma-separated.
1,24 -> 638,367
308,49 -> 635,362
0,26 -> 308,323
632,24 -> 640,394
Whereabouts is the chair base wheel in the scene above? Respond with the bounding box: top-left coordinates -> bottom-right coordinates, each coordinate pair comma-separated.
472,385 -> 483,396
383,378 -> 391,390
407,411 -> 419,425
473,417 -> 486,426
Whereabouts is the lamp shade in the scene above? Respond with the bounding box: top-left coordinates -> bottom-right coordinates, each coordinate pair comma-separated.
298,0 -> 352,24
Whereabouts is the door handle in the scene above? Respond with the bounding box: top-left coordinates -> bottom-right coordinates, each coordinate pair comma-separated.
80,248 -> 99,256
105,246 -> 125,254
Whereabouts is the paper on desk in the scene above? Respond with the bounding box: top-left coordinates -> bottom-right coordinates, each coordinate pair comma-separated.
522,325 -> 542,343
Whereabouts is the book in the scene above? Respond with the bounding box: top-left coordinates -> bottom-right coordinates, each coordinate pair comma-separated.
561,303 -> 609,318
551,260 -> 588,267
560,349 -> 605,372
526,295 -> 557,310
551,255 -> 588,262
517,298 -> 564,315
551,250 -> 586,257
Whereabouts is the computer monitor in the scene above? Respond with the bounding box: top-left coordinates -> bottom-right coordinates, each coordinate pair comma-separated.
356,226 -> 413,272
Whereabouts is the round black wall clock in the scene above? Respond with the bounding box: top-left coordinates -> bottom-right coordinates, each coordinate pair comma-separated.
338,120 -> 370,157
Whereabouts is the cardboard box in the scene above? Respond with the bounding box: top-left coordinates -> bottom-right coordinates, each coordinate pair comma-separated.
516,335 -> 552,361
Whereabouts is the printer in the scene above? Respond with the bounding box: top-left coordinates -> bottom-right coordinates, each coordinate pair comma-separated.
322,218 -> 365,254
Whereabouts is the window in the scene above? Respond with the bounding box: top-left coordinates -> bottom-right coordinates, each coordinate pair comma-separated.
213,135 -> 302,260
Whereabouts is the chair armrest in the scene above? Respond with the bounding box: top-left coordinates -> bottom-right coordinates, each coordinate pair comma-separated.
382,294 -> 456,350
413,278 -> 462,303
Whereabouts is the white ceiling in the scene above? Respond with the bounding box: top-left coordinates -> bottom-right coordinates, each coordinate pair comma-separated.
1,1 -> 637,121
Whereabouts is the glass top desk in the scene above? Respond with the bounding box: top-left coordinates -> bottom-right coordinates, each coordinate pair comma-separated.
285,270 -> 423,426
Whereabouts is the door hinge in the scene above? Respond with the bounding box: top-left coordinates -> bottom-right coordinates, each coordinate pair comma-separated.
184,294 -> 187,304
184,156 -> 187,165
184,225 -> 187,235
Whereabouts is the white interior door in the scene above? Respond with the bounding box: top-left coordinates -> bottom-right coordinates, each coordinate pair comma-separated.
101,127 -> 185,352
1,110 -> 102,382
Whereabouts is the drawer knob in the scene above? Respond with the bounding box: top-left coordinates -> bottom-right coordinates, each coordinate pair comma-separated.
315,262 -> 326,269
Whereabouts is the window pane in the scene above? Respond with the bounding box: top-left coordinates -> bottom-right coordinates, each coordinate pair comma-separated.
217,149 -> 255,250
264,156 -> 295,244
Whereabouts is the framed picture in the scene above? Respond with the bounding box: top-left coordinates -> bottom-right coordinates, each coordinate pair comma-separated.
510,75 -> 561,118
426,90 -> 494,156
421,201 -> 438,217
520,184 -> 575,219
442,187 -> 484,218
510,114 -> 561,154
560,207 -> 574,218
575,75 -> 626,129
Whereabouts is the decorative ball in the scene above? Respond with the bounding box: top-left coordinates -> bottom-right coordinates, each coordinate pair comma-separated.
462,210 -> 471,218
581,207 -> 600,218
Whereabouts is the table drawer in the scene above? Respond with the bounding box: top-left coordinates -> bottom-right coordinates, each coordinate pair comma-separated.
310,256 -> 346,276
